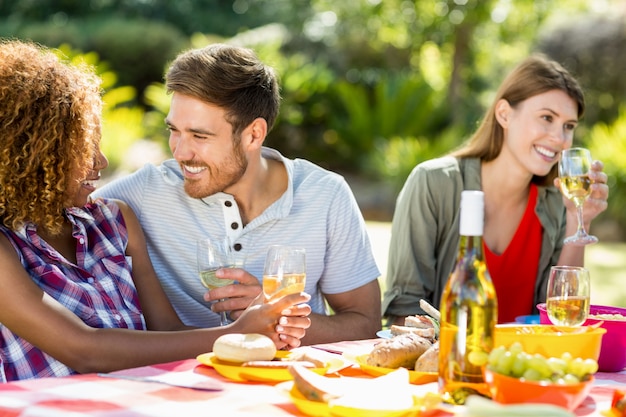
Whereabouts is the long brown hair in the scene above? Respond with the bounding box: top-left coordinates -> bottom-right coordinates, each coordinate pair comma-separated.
0,40 -> 102,235
452,54 -> 585,185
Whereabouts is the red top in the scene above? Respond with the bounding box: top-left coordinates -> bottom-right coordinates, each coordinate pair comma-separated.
484,184 -> 542,323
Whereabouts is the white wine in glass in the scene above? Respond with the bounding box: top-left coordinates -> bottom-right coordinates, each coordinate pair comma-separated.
197,238 -> 235,326
263,246 -> 306,302
558,147 -> 598,245
546,266 -> 590,327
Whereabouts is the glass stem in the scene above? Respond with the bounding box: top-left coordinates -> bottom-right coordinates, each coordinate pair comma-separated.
576,204 -> 587,236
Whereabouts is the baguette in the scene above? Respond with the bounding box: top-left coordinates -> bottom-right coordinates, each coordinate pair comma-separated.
367,333 -> 432,369
414,341 -> 439,372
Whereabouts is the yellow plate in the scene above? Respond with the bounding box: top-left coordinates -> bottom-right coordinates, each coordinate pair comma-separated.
328,401 -> 425,417
277,381 -> 330,417
354,354 -> 437,385
196,351 -> 329,383
279,381 -> 425,417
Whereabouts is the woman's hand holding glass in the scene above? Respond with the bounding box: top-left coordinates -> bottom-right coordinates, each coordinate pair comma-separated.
234,291 -> 312,350
557,148 -> 607,245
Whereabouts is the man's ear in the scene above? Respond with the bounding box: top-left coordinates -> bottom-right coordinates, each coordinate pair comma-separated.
242,117 -> 267,151
494,98 -> 511,128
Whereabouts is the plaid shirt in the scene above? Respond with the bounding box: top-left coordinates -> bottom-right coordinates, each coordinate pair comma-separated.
0,199 -> 146,382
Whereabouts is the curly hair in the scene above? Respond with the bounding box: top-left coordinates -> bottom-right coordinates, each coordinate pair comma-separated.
0,39 -> 102,235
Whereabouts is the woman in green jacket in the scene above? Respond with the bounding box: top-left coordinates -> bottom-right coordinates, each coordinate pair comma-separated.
383,54 -> 609,325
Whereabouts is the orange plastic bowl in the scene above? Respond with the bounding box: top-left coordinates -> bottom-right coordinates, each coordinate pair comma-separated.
494,324 -> 605,362
484,368 -> 593,411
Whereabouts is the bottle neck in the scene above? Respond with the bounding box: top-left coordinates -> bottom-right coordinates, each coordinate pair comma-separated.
457,234 -> 485,261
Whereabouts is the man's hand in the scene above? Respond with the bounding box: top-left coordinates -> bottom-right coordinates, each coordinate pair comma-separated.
203,267 -> 262,320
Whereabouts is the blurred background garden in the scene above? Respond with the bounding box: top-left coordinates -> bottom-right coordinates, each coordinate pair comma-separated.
2,0 -> 625,305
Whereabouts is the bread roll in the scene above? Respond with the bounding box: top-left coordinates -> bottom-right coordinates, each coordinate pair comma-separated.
366,333 -> 432,369
213,333 -> 277,363
414,341 -> 439,372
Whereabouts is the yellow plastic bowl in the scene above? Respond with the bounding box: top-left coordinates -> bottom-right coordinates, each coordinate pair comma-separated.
494,324 -> 606,361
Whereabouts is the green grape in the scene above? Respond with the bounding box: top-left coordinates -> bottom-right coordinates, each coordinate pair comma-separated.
488,346 -> 506,368
511,352 -> 529,378
547,357 -> 568,377
583,358 -> 599,375
560,352 -> 573,363
562,373 -> 580,384
527,354 -> 552,379
567,357 -> 587,379
522,368 -> 543,381
508,342 -> 524,355
486,344 -> 598,385
496,351 -> 515,376
468,350 -> 489,367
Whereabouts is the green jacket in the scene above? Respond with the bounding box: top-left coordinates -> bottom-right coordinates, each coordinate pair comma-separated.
382,156 -> 566,319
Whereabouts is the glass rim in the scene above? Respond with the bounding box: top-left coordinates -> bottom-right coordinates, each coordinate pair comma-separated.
550,265 -> 588,272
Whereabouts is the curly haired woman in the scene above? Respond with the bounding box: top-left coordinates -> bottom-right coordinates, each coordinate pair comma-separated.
0,39 -> 310,382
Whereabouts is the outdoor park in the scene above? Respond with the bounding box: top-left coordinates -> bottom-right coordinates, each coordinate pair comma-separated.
3,0 -> 625,305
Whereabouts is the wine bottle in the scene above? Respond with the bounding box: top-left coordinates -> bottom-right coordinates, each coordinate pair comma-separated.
438,190 -> 498,405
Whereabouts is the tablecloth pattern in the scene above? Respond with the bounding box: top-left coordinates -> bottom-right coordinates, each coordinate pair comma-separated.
0,339 -> 625,417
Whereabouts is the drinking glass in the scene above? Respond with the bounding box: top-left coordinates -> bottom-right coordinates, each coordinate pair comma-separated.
546,266 -> 590,327
558,147 -> 598,245
262,246 -> 306,302
197,237 -> 236,326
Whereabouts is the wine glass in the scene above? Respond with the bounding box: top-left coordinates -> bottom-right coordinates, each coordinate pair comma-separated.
558,147 -> 598,245
546,266 -> 590,327
262,245 -> 306,302
197,237 -> 236,326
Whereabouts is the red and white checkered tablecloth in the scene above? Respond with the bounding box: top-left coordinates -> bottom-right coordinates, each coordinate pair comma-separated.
0,339 -> 625,417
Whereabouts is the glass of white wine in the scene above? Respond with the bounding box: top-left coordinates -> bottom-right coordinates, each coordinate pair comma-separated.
558,147 -> 598,245
546,266 -> 590,327
197,237 -> 236,326
262,245 -> 306,302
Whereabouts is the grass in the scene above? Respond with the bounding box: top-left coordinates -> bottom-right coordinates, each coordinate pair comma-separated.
365,221 -> 626,309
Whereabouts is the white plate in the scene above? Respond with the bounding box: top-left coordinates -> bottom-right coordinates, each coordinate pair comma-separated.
376,329 -> 392,339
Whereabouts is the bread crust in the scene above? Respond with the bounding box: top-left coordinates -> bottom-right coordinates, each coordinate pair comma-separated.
213,333 -> 277,363
414,341 -> 439,372
366,333 -> 432,369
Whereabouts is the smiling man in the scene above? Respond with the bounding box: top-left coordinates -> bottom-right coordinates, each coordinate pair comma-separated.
94,43 -> 382,344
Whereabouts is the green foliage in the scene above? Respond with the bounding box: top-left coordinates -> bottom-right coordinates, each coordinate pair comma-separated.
2,16 -> 188,107
53,44 -> 147,172
367,126 -> 463,193
142,82 -> 173,153
6,0 -> 623,232
86,18 -> 189,101
9,20 -> 84,47
587,106 -> 626,231
324,71 -> 448,173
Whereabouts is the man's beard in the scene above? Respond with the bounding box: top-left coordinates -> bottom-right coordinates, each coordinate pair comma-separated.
182,145 -> 248,199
